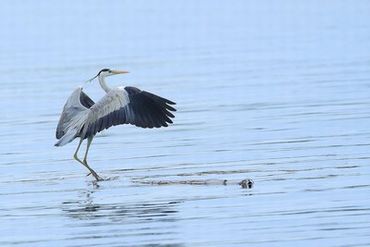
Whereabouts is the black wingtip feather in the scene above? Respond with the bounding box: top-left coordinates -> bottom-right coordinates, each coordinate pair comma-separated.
82,87 -> 177,138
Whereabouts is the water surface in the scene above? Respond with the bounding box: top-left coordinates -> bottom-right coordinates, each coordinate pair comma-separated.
1,1 -> 370,246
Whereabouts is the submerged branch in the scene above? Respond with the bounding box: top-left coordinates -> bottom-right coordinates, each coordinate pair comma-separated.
132,178 -> 254,189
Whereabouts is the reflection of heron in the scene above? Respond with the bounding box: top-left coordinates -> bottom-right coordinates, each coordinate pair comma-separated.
62,188 -> 180,222
55,69 -> 176,181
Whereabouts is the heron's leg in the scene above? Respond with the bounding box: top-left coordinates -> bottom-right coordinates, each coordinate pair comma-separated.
83,136 -> 93,164
73,138 -> 93,172
73,137 -> 102,181
82,137 -> 102,181
73,138 -> 84,165
83,137 -> 94,177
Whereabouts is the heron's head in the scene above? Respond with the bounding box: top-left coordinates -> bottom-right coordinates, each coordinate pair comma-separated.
86,68 -> 129,82
98,68 -> 129,77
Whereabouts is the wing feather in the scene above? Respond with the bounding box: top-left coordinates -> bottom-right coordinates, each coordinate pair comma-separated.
56,87 -> 94,140
81,86 -> 176,138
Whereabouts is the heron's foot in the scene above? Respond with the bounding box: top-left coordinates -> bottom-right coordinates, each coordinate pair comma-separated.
89,170 -> 103,182
94,175 -> 104,182
86,173 -> 118,181
82,160 -> 102,182
87,171 -> 102,181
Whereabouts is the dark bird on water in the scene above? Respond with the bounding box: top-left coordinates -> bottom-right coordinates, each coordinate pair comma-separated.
55,69 -> 176,181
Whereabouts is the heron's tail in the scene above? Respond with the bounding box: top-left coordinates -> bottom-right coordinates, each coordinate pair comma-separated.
54,130 -> 77,147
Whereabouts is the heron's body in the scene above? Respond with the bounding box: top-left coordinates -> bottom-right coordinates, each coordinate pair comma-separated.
55,69 -> 176,181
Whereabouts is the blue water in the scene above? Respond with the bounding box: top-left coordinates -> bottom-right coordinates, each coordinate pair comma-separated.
1,1 -> 370,246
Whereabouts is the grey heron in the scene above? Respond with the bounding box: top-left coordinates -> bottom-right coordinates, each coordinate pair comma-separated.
55,69 -> 176,181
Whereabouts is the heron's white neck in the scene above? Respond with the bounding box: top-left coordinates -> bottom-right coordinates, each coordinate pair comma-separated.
98,75 -> 111,93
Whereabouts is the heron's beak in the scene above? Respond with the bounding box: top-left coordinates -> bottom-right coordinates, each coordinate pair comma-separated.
111,70 -> 129,75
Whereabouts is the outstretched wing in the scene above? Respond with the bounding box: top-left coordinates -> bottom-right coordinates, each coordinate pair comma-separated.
56,87 -> 95,140
82,86 -> 176,138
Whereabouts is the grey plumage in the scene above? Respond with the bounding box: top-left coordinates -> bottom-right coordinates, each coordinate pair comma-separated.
55,68 -> 176,181
83,86 -> 176,138
56,89 -> 94,140
55,86 -> 176,146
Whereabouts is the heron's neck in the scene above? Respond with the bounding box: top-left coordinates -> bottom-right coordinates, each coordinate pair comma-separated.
98,75 -> 111,93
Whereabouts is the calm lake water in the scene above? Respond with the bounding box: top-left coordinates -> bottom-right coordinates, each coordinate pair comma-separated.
1,1 -> 370,246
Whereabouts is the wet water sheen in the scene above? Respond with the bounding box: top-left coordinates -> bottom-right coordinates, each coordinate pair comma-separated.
1,1 -> 370,246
